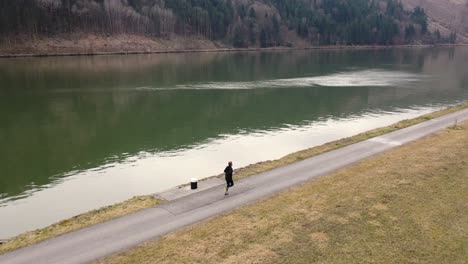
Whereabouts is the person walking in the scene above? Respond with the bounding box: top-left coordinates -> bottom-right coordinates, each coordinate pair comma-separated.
224,161 -> 234,195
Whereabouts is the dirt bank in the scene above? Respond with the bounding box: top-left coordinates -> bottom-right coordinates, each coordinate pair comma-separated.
0,34 -> 225,57
1,34 -> 466,58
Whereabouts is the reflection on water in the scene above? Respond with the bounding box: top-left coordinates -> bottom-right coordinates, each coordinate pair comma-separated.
0,47 -> 467,238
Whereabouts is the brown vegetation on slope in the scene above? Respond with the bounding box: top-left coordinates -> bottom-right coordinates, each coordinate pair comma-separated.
0,34 -> 223,56
400,0 -> 468,42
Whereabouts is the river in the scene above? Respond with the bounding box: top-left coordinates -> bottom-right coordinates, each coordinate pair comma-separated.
0,47 -> 467,239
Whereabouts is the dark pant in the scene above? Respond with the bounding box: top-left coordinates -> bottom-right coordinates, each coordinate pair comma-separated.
225,175 -> 234,189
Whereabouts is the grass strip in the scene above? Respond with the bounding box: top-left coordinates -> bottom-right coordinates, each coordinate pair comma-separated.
98,121 -> 468,264
0,195 -> 162,254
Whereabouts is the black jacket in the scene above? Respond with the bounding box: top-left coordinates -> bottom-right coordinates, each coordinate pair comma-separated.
224,166 -> 233,177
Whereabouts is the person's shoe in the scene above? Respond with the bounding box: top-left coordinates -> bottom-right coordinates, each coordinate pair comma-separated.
224,187 -> 229,195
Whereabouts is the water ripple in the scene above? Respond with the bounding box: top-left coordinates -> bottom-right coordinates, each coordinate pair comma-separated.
147,69 -> 424,90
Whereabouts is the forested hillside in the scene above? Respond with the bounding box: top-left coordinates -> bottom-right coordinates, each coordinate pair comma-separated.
399,0 -> 468,43
0,0 -> 443,54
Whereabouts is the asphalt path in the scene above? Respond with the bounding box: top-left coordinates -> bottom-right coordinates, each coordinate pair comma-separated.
1,108 -> 467,264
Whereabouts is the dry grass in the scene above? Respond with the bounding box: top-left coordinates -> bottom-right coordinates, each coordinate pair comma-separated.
98,121 -> 468,264
0,195 -> 162,254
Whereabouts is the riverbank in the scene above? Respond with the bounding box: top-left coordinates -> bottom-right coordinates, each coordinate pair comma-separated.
0,102 -> 466,254
0,196 -> 162,254
0,34 -> 466,58
98,120 -> 468,263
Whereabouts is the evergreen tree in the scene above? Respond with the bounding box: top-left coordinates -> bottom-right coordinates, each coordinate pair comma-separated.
249,8 -> 256,19
405,25 -> 416,41
238,4 -> 247,20
233,26 -> 247,48
260,29 -> 268,48
411,7 -> 428,34
449,32 -> 457,44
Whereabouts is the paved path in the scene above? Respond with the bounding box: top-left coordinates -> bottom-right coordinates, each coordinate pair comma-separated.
1,108 -> 467,264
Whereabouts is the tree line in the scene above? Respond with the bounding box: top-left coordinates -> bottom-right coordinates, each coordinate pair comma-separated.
0,0 -> 441,47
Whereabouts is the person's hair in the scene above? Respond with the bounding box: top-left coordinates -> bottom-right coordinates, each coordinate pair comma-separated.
228,161 -> 232,166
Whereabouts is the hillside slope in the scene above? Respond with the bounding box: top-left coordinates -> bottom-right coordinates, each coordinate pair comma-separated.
0,0 -> 454,55
400,0 -> 468,43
